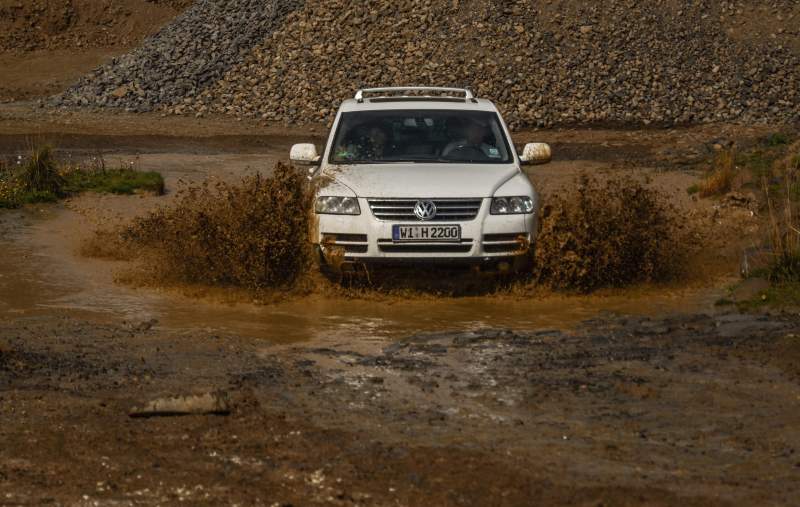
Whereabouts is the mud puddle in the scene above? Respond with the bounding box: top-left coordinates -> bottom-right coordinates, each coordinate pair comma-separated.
0,130 -> 742,345
1,203 -> 727,345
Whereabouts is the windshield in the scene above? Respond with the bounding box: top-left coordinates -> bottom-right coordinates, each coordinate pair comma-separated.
328,110 -> 513,164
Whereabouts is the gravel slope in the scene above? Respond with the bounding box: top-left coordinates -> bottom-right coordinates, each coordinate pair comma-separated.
56,0 -> 800,127
56,0 -> 301,112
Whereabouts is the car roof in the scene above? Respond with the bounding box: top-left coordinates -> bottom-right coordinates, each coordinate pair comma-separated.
339,97 -> 499,113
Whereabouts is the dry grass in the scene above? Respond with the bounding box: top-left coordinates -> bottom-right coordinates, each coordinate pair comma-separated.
764,141 -> 800,282
695,134 -> 795,200
699,149 -> 737,197
533,174 -> 686,292
0,145 -> 64,207
19,145 -> 65,195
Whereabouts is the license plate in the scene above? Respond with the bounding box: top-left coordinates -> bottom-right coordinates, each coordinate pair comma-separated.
392,224 -> 461,242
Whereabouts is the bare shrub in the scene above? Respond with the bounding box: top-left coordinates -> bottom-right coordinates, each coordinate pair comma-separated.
533,174 -> 685,292
764,141 -> 800,282
104,163 -> 312,290
700,149 -> 737,197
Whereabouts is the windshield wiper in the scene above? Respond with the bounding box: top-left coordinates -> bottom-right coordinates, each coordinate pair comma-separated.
435,158 -> 484,163
335,159 -> 431,164
335,158 -> 500,164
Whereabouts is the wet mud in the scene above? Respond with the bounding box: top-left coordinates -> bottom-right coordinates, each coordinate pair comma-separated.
2,312 -> 799,505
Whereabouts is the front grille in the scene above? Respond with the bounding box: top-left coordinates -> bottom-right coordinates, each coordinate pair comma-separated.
378,243 -> 473,254
367,198 -> 482,222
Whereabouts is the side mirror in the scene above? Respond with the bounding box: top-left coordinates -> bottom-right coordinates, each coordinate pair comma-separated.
290,143 -> 321,166
519,142 -> 552,165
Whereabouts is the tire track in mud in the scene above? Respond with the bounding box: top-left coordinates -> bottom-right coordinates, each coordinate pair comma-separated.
1,312 -> 799,505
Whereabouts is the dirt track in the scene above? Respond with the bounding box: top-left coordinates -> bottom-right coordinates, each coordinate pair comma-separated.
1,111 -> 799,505
3,312 -> 800,506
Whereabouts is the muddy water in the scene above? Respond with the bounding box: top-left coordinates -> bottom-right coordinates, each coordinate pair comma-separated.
0,139 -> 728,343
0,203 -> 726,345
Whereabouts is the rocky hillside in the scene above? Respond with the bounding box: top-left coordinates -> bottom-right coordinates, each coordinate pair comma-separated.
56,0 -> 800,128
54,0 -> 300,111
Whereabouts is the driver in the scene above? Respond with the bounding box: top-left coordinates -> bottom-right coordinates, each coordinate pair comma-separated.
441,120 -> 494,158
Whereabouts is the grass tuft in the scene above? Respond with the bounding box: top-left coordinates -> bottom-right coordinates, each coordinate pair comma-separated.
765,132 -> 790,147
63,167 -> 165,195
693,136 -> 796,201
763,142 -> 800,284
736,283 -> 800,310
19,145 -> 65,195
0,146 -> 165,208
699,149 -> 737,197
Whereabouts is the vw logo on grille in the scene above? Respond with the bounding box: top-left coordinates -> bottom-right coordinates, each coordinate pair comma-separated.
413,200 -> 437,221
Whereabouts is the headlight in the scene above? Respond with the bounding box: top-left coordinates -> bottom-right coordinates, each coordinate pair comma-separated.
490,196 -> 534,215
315,196 -> 361,215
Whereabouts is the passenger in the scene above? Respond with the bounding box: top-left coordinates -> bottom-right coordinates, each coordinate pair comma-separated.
335,123 -> 391,161
364,124 -> 389,158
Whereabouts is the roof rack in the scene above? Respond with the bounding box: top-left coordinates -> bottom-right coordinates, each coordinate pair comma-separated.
354,87 -> 476,103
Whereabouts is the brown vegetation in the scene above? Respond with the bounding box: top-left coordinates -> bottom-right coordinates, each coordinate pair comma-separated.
17,145 -> 64,195
764,141 -> 800,282
699,149 -> 738,197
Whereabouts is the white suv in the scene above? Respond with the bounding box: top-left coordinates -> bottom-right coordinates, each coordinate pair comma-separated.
290,87 -> 551,273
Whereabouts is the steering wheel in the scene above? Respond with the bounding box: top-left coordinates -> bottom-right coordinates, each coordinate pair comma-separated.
445,145 -> 486,161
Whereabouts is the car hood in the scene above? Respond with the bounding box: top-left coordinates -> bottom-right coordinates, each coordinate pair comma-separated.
323,163 -> 519,198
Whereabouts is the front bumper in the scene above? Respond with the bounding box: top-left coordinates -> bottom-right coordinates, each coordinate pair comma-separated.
312,197 -> 537,263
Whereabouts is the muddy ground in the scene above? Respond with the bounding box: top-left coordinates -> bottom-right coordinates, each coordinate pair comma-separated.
1,104 -> 799,505
2,313 -> 800,506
